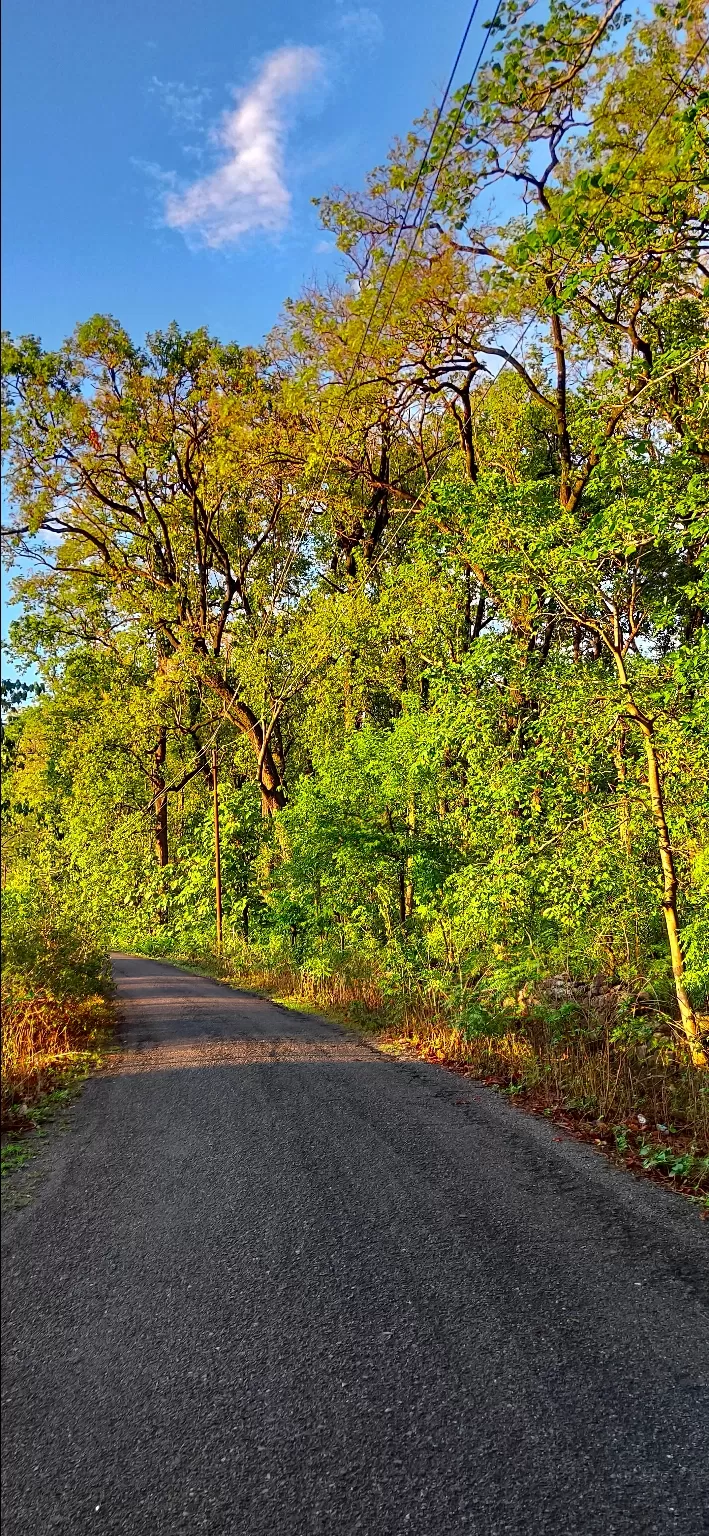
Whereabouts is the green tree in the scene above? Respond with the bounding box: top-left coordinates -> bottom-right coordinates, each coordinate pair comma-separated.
2,319 -> 319,812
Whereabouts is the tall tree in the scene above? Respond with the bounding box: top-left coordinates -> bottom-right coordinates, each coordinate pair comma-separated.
2,320 -> 317,811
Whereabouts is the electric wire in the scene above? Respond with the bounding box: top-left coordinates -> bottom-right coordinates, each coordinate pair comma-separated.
158,0 -> 501,788
155,27 -> 707,803
276,37 -> 708,712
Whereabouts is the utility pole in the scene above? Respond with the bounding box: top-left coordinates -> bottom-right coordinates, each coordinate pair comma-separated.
212,748 -> 223,954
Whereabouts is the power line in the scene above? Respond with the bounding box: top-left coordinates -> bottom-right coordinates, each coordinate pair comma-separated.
179,0 -> 501,776
254,0 -> 494,637
274,34 -> 708,710
360,0 -> 504,364
149,1 -> 499,799
156,22 -> 707,800
362,37 -> 709,582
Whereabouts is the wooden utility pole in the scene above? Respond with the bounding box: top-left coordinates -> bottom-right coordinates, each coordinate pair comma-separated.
212,749 -> 223,954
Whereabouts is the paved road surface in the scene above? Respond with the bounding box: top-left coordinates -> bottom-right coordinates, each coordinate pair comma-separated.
2,955 -> 708,1535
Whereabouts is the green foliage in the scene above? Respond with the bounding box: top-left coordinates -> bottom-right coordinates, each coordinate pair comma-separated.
1,1 -> 707,1081
1,888 -> 108,1001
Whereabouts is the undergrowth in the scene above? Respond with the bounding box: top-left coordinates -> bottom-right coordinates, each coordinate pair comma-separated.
1,900 -> 113,1170
144,935 -> 709,1204
1,990 -> 114,1127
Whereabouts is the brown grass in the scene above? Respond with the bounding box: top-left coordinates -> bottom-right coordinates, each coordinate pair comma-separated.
1,990 -> 113,1130
385,1017 -> 709,1138
165,948 -> 708,1125
144,945 -> 709,1199
163,949 -> 386,1018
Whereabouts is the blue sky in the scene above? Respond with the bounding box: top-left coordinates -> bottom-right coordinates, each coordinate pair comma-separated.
2,0 -> 492,667
2,0 -> 484,351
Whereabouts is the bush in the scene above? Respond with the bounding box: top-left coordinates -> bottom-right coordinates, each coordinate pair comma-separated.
1,888 -> 109,1000
1,887 -> 111,1128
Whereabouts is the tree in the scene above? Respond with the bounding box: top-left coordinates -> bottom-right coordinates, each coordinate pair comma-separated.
431,438 -> 708,1061
2,319 -> 318,812
2,0 -> 707,1073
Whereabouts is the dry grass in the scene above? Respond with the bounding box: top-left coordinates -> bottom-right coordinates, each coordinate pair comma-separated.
1,989 -> 113,1130
164,948 -> 386,1019
386,1018 -> 709,1139
144,944 -> 709,1198
170,946 -> 708,1129
377,1017 -> 709,1200
276,967 -> 385,1018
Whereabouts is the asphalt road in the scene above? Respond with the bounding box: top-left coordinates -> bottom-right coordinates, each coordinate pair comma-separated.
2,955 -> 708,1536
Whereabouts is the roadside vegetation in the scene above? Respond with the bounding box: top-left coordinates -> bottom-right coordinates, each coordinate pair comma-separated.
1,884 -> 112,1168
2,2 -> 707,1192
141,934 -> 709,1201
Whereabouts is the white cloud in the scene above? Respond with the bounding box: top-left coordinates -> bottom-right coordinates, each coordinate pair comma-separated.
164,46 -> 323,249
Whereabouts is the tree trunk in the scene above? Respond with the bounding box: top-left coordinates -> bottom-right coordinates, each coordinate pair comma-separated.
613,723 -> 631,857
463,566 -> 472,651
153,727 -> 169,867
398,862 -> 407,928
212,749 -> 223,954
614,656 -> 706,1066
471,590 -> 486,641
404,798 -> 415,921
259,775 -> 286,817
457,378 -> 477,482
639,724 -> 705,1065
343,658 -> 355,731
205,673 -> 286,815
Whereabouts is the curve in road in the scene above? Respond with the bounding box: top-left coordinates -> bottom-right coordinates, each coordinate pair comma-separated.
2,954 -> 708,1534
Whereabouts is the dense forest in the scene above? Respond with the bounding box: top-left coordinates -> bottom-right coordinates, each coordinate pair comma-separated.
2,1 -> 708,1157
